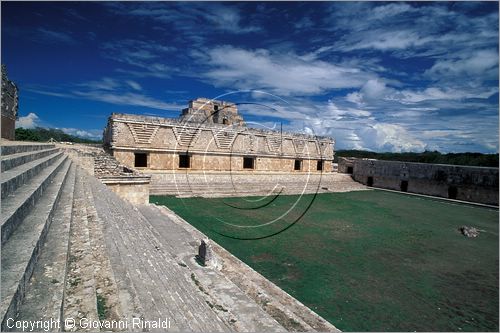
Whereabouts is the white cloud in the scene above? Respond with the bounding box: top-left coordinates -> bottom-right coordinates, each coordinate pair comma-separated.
346,82 -> 498,107
27,77 -> 180,111
108,2 -> 261,35
102,39 -> 174,78
60,127 -> 102,140
79,77 -> 120,91
126,80 -> 142,91
72,91 -> 180,111
424,49 -> 498,80
36,28 -> 75,44
358,123 -> 427,152
16,113 -> 41,129
199,46 -> 374,95
396,87 -> 498,104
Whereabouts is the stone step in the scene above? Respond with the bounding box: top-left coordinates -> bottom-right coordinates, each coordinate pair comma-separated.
1,144 -> 56,156
0,158 -> 72,331
61,167 -> 99,332
1,151 -> 63,200
86,175 -> 230,331
150,184 -> 327,191
89,180 -> 192,330
84,203 -> 148,327
139,204 -> 286,332
10,163 -> 76,331
79,171 -> 143,325
1,154 -> 68,246
1,147 -> 59,172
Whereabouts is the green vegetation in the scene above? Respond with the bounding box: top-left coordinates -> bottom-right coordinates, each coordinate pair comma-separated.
190,273 -> 208,295
335,149 -> 499,167
15,127 -> 101,144
96,294 -> 108,320
152,191 -> 499,331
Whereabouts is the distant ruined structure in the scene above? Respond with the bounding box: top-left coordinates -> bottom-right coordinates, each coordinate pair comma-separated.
104,97 -> 335,173
338,157 -> 499,206
1,65 -> 19,140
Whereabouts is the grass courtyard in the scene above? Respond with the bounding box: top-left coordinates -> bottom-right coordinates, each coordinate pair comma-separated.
151,190 -> 499,332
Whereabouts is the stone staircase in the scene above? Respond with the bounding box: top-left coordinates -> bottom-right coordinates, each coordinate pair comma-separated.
1,143 -> 71,330
0,142 -> 339,332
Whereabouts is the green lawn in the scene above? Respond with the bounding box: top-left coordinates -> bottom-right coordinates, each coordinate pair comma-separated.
151,190 -> 499,332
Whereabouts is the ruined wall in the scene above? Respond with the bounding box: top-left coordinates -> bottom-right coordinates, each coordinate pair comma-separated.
1,65 -> 19,140
105,113 -> 334,173
61,143 -> 151,205
348,158 -> 498,205
100,178 -> 150,205
180,97 -> 244,126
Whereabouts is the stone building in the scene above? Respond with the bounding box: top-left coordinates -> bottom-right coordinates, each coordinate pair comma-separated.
338,157 -> 499,205
104,98 -> 335,173
1,65 -> 19,140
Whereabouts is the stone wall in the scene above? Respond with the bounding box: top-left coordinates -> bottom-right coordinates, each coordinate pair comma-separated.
1,65 -> 19,140
104,108 -> 334,173
60,143 -> 151,205
113,149 -> 332,172
100,176 -> 151,205
341,158 -> 499,205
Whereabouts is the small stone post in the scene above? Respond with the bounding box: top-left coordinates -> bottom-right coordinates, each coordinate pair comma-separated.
198,238 -> 215,267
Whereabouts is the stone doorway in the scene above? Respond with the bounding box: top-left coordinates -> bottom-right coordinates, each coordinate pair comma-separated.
400,180 -> 408,192
134,153 -> 148,167
367,176 -> 373,187
448,186 -> 458,199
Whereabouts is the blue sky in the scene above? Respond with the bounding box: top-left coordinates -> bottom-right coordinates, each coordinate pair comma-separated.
2,1 -> 498,153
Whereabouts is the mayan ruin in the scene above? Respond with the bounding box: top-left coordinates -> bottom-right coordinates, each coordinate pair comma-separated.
1,2 -> 499,333
1,65 -> 19,141
104,98 -> 334,173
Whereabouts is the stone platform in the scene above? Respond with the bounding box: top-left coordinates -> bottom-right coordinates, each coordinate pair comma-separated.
148,171 -> 367,197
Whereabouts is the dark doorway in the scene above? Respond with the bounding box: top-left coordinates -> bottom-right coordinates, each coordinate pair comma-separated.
134,153 -> 147,167
179,154 -> 190,168
294,160 -> 302,171
347,166 -> 353,174
448,186 -> 458,199
243,157 -> 255,169
400,180 -> 408,192
317,160 -> 323,171
367,176 -> 373,186
222,118 -> 228,125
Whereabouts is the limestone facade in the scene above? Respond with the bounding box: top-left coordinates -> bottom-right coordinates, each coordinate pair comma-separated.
339,157 -> 499,205
1,65 -> 19,140
104,98 -> 335,173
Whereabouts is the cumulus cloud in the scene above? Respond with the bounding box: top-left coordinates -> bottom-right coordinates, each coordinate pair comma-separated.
16,113 -> 41,129
358,123 -> 427,152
